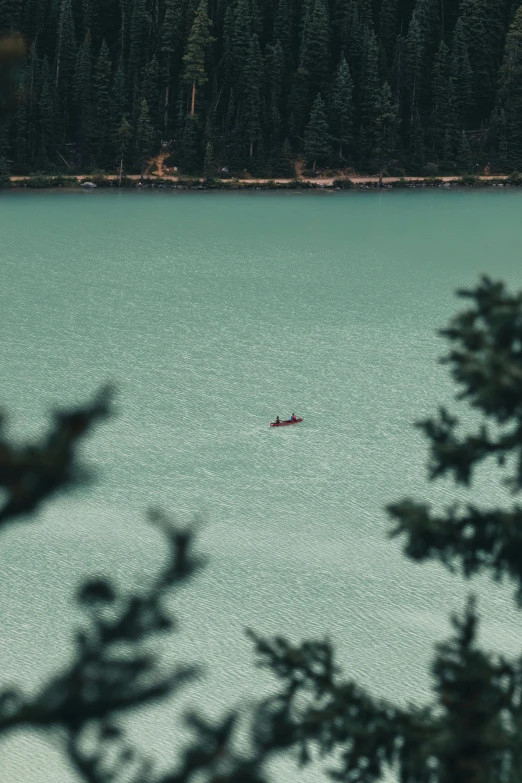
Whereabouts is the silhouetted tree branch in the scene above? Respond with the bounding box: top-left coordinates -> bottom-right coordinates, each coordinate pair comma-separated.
0,385 -> 113,525
248,278 -> 522,783
4,277 -> 522,783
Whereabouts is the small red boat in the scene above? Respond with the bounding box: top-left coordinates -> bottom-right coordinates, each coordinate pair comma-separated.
270,418 -> 303,427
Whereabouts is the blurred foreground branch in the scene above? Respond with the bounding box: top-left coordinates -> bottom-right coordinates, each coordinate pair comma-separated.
3,278 -> 522,783
0,386 -> 113,525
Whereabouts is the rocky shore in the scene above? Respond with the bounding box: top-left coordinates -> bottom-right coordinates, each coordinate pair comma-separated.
5,172 -> 522,190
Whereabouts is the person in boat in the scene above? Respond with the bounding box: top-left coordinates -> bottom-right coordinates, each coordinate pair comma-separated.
290,413 -> 298,422
275,416 -> 280,425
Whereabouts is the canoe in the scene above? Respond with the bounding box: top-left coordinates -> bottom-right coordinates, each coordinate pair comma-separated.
270,418 -> 303,427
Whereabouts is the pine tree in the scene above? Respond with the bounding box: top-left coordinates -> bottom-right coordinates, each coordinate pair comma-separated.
430,40 -> 454,156
221,2 -> 235,86
277,136 -> 295,176
459,0 -> 507,123
498,5 -> 522,103
250,0 -> 262,41
128,0 -> 148,114
142,56 -> 161,131
55,0 -> 76,139
0,0 -> 22,33
339,0 -> 364,80
274,0 -> 292,70
111,57 -> 126,138
301,0 -> 330,98
161,0 -> 183,132
135,97 -> 154,175
390,32 -> 406,106
358,0 -> 373,30
330,55 -> 353,159
265,42 -> 286,162
267,104 -> 281,168
184,0 -> 199,34
27,39 -> 39,158
226,106 -> 243,172
299,0 -> 315,41
74,32 -> 92,165
116,113 -> 131,180
410,106 -> 425,168
55,0 -> 76,94
497,5 -> 522,170
15,39 -> 38,167
149,0 -> 162,53
203,137 -> 216,175
456,128 -> 472,170
92,39 -> 112,166
493,107 -> 509,171
81,0 -> 93,38
332,0 -> 355,64
450,19 -> 474,129
183,0 -> 214,117
358,26 -> 381,165
38,56 -> 57,165
12,58 -> 30,170
242,34 -> 262,158
41,0 -> 59,73
180,113 -> 200,172
231,0 -> 252,91
403,0 -> 442,150
267,40 -> 285,118
81,0 -> 103,45
373,81 -> 398,180
0,119 -> 8,161
304,93 -> 330,170
287,68 -> 309,142
22,0 -> 45,41
118,0 -> 132,65
0,153 -> 10,186
379,0 -> 398,66
97,0 -> 119,48
405,5 -> 425,126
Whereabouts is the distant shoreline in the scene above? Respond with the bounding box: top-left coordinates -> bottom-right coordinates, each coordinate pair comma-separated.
4,173 -> 520,191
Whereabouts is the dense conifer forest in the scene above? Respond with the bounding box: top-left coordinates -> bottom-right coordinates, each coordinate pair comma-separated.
1,0 -> 522,177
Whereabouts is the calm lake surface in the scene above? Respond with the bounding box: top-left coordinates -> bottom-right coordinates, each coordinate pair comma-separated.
2,189 -> 522,782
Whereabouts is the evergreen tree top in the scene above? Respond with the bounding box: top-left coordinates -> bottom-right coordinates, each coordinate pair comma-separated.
183,0 -> 214,85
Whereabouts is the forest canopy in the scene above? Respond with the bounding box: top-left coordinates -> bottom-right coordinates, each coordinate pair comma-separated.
1,0 -> 522,176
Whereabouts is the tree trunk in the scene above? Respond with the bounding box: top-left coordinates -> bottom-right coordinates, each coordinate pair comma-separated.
411,74 -> 417,125
190,80 -> 196,116
250,140 -> 253,157
119,155 -> 123,186
121,6 -> 125,55
164,84 -> 170,130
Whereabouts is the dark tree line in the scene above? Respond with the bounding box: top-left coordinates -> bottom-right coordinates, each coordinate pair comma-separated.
1,0 -> 522,176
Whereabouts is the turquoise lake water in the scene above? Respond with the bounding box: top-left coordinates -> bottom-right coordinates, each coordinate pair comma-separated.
1,189 -> 522,782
